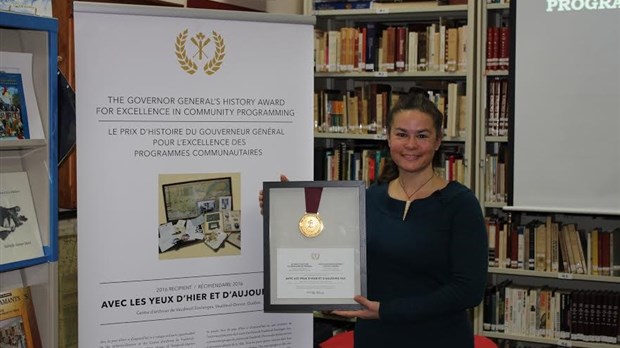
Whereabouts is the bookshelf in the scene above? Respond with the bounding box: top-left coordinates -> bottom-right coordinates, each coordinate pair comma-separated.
478,210 -> 620,347
474,0 -> 510,212
306,0 -> 477,188
0,10 -> 58,348
474,2 -> 620,347
306,0 -> 478,344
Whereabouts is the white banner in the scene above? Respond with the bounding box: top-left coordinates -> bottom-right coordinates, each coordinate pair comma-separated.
74,3 -> 314,347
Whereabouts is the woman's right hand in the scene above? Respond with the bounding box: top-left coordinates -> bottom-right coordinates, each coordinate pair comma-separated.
259,174 -> 289,215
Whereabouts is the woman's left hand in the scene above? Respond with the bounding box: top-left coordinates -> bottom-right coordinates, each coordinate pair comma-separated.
331,295 -> 380,320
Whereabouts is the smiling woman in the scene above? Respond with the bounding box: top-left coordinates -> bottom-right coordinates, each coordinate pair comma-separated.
330,91 -> 488,348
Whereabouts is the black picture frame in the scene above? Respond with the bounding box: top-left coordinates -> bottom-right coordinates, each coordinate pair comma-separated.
262,180 -> 367,313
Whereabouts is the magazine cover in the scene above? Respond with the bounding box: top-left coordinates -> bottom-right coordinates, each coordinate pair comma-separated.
0,286 -> 42,348
0,72 -> 30,139
0,172 -> 43,266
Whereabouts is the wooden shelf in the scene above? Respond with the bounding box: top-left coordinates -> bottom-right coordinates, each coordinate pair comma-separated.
489,268 -> 620,284
315,71 -> 467,79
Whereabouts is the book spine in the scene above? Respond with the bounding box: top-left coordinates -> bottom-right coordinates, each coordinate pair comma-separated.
498,26 -> 510,70
612,228 -> 620,276
486,27 -> 497,71
395,26 -> 406,72
365,23 -> 377,72
487,218 -> 497,267
417,30 -> 427,71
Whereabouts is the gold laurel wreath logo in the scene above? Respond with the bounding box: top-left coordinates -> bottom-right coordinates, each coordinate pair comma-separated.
204,31 -> 225,75
175,29 -> 225,76
175,29 -> 198,75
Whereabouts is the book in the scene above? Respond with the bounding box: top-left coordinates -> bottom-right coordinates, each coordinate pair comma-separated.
457,25 -> 468,72
314,30 -> 327,72
327,30 -> 340,72
446,27 -> 459,72
416,30 -> 428,71
612,228 -> 620,276
446,82 -> 460,137
569,224 -> 587,274
364,22 -> 378,72
486,217 -> 497,267
558,224 -> 571,272
0,52 -> 44,140
590,228 -> 600,275
483,285 -> 495,331
0,171 -> 44,266
486,26 -> 499,71
498,78 -> 509,136
0,286 -> 42,348
314,1 -> 372,10
0,72 -> 30,139
498,26 -> 510,70
534,221 -> 546,272
599,230 -> 610,276
395,26 -> 407,72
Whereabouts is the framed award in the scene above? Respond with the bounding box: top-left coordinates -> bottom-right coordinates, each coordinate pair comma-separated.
262,180 -> 367,313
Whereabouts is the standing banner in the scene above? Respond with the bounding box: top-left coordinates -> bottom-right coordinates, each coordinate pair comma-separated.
74,3 -> 314,347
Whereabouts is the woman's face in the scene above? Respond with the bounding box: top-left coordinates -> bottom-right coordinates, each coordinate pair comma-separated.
387,109 -> 440,175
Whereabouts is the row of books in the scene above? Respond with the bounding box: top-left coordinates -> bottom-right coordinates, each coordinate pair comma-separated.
484,153 -> 508,204
313,0 -> 373,11
486,77 -> 509,137
487,26 -> 510,71
317,142 -> 466,185
314,84 -> 467,137
313,0 -> 470,11
314,22 -> 468,74
442,153 -> 465,184
437,143 -> 466,184
484,142 -> 509,204
486,216 -> 620,277
321,144 -> 387,186
483,282 -> 619,345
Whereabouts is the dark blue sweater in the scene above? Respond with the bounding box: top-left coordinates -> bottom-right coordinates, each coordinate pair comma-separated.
354,181 -> 488,347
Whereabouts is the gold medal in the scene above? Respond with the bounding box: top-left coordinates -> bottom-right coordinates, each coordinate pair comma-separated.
299,187 -> 324,238
299,213 -> 324,238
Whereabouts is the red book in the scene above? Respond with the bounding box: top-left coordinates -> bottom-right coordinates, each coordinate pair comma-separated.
368,154 -> 376,182
486,27 -> 499,71
448,154 -> 455,181
386,26 -> 396,72
395,26 -> 407,72
498,26 -> 510,70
